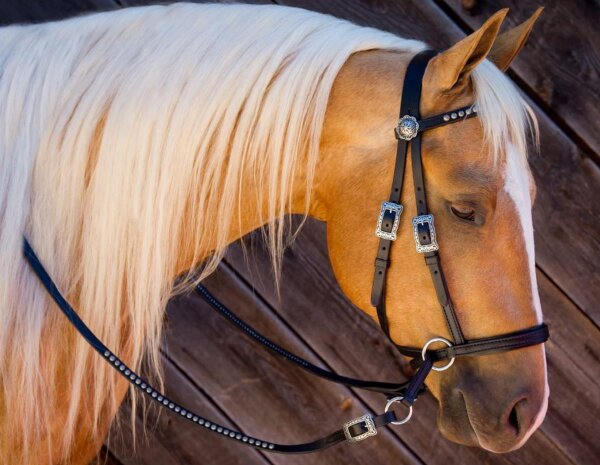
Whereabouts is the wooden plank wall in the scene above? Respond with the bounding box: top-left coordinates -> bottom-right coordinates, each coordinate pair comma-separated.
1,1 -> 598,465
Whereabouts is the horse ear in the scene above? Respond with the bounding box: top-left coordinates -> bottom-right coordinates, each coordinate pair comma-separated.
426,9 -> 508,94
488,7 -> 543,71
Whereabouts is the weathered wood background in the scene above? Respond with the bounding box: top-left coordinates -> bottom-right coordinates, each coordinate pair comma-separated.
2,1 -> 599,464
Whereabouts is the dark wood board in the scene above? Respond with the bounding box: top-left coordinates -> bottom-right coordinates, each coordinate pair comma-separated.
439,0 -> 600,162
156,266 -> 424,465
89,446 -> 123,465
225,219 -> 600,465
0,0 -> 119,25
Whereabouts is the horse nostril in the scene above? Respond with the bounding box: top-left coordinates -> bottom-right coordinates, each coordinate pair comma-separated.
507,398 -> 527,436
508,403 -> 519,433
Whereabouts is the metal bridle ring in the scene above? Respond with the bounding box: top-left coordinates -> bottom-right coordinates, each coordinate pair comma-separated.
384,396 -> 413,425
422,337 -> 455,372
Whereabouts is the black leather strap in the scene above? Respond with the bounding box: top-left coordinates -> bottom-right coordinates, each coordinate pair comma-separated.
23,228 -> 548,453
196,284 -> 417,398
418,105 -> 478,131
370,50 -> 436,336
274,411 -> 397,453
370,50 -> 470,344
22,238 -> 400,453
368,49 -> 548,378
397,323 -> 549,368
402,356 -> 433,405
405,54 -> 465,345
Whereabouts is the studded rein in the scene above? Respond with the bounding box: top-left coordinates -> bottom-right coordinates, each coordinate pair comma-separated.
22,50 -> 548,453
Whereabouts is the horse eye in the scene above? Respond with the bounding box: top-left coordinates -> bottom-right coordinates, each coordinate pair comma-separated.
451,206 -> 476,222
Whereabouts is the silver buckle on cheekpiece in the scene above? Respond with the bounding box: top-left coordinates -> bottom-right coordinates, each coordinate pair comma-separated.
412,214 -> 439,253
343,414 -> 377,443
376,202 -> 403,241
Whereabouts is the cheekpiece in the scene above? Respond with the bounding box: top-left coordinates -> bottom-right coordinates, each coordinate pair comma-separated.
395,115 -> 419,141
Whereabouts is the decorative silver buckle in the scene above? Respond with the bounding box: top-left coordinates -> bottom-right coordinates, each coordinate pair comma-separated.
412,214 -> 439,253
343,414 -> 377,443
376,202 -> 403,241
395,115 -> 419,140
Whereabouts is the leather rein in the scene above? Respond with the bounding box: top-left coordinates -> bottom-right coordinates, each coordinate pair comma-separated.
22,50 -> 548,453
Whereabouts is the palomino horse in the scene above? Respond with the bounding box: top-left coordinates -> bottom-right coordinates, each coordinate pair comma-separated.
0,3 -> 547,464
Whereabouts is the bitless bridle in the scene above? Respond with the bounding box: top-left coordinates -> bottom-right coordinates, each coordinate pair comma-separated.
23,50 -> 548,453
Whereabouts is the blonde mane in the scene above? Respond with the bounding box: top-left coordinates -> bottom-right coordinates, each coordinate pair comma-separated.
0,3 -> 535,463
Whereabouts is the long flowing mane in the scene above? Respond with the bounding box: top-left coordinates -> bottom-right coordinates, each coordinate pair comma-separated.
0,3 -> 535,463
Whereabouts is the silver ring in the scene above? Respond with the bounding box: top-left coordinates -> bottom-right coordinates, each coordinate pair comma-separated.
422,337 -> 455,372
384,396 -> 413,425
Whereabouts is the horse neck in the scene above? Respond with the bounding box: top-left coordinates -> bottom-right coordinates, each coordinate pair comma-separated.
172,142 -> 314,277
173,50 -> 412,278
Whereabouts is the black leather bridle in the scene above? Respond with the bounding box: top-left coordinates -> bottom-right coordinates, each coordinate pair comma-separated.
23,50 -> 548,453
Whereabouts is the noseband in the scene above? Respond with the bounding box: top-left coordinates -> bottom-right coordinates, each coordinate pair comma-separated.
23,50 -> 548,453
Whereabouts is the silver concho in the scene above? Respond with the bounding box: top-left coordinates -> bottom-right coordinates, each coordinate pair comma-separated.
395,115 -> 419,141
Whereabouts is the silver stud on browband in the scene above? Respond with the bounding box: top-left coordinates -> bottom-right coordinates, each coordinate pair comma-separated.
443,114 -> 450,122
395,115 -> 419,140
458,110 -> 465,117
